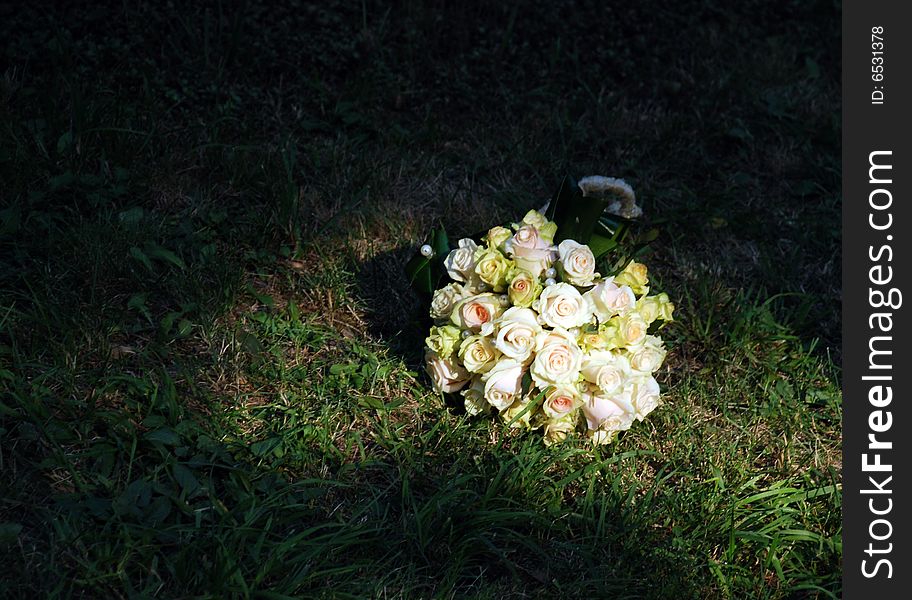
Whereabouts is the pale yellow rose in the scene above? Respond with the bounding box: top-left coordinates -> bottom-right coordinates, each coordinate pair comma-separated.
615,312 -> 648,348
578,328 -> 610,352
543,415 -> 576,445
458,334 -> 500,374
538,221 -> 558,245
501,396 -> 535,429
613,261 -> 649,296
486,226 -> 512,251
473,248 -> 511,291
520,209 -> 549,229
507,270 -> 542,308
425,325 -> 461,358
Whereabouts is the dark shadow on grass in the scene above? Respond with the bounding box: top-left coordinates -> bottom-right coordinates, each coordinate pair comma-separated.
354,245 -> 430,368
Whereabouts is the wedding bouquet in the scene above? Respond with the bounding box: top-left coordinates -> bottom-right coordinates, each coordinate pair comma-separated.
407,176 -> 674,445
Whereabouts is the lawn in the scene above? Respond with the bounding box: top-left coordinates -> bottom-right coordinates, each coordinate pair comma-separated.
0,1 -> 841,598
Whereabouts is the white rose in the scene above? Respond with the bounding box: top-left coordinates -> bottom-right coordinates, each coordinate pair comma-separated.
444,238 -> 479,283
458,335 -> 500,374
430,283 -> 467,320
542,385 -> 580,419
628,335 -> 666,374
491,307 -> 542,362
585,277 -> 636,321
451,293 -> 503,331
581,386 -> 636,434
482,359 -> 525,411
531,333 -> 583,387
534,283 -> 594,329
632,376 -> 661,421
558,240 -> 598,286
461,378 -> 488,415
505,225 -> 557,278
581,350 -> 632,395
425,349 -> 470,393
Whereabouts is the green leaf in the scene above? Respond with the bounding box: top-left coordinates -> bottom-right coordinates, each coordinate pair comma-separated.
251,437 -> 282,457
127,293 -> 152,322
130,246 -> 154,273
405,227 -> 450,295
588,232 -> 618,259
546,175 -> 613,245
56,131 -> 73,154
144,243 -> 186,270
145,427 -> 180,445
173,463 -> 201,495
118,207 -> 145,226
177,319 -> 193,336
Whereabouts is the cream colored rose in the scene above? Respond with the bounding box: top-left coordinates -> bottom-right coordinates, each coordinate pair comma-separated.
542,385 -> 580,419
518,210 -> 558,244
505,225 -> 557,278
579,329 -> 609,352
507,270 -> 542,308
430,283 -> 467,321
534,283 -> 594,329
482,359 -> 525,411
581,386 -> 636,434
520,209 -> 549,229
543,416 -> 576,445
425,349 -> 470,393
636,295 -> 662,324
613,261 -> 649,295
451,293 -> 503,331
461,377 -> 488,416
486,226 -> 512,251
473,248 -> 511,291
581,350 -> 632,395
636,292 -> 675,323
616,312 -> 648,348
491,307 -> 542,363
628,335 -> 666,374
585,277 -> 636,321
557,240 -> 598,286
425,325 -> 461,358
501,396 -> 534,429
444,238 -> 479,283
531,332 -> 583,387
458,334 -> 500,374
632,376 -> 661,421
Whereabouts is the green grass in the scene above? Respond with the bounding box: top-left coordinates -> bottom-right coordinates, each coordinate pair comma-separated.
1,0 -> 840,597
